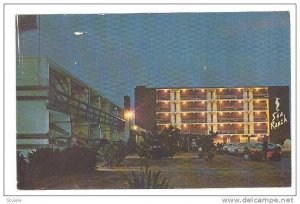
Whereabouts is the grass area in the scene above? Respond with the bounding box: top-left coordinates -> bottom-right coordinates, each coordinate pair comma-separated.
32,152 -> 291,189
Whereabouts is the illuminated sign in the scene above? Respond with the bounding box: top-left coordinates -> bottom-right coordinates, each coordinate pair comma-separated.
270,98 -> 288,130
268,86 -> 290,144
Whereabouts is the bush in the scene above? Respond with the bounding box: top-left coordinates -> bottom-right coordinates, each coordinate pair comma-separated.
17,146 -> 98,189
97,141 -> 127,166
124,166 -> 172,189
17,153 -> 28,189
137,125 -> 179,159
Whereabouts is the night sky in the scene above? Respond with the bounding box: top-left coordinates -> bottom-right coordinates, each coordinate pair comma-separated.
17,12 -> 291,108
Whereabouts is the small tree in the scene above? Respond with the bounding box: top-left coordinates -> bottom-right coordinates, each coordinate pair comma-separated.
137,125 -> 180,159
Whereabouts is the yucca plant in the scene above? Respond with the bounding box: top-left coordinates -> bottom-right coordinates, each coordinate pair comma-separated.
124,166 -> 172,189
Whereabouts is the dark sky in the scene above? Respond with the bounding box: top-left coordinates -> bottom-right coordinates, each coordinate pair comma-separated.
18,12 -> 291,108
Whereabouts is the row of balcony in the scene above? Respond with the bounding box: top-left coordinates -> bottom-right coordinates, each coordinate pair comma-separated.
156,117 -> 268,123
48,87 -> 125,129
156,94 -> 268,100
156,106 -> 268,112
167,129 -> 268,135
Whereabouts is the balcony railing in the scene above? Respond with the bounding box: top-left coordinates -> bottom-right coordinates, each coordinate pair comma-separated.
181,107 -> 206,111
180,130 -> 207,134
253,94 -> 268,99
253,106 -> 268,110
48,87 -> 125,129
181,119 -> 206,123
217,118 -> 244,122
180,95 -> 207,100
254,117 -> 268,122
254,129 -> 268,133
218,106 -> 244,111
218,130 -> 244,134
217,95 -> 243,99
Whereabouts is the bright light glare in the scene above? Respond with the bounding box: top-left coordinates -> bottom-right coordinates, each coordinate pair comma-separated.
125,111 -> 133,118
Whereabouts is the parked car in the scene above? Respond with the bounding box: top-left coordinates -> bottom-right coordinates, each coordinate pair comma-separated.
223,143 -> 239,154
248,142 -> 281,161
236,142 -> 257,156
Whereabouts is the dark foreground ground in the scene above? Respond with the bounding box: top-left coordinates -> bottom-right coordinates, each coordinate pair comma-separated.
33,152 -> 291,189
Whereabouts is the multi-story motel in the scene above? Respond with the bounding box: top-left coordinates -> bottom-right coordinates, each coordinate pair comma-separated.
17,57 -> 126,154
135,86 -> 290,144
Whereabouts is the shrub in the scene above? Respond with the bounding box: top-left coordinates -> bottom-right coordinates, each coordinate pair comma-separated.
17,146 -> 98,189
124,166 -> 172,189
97,141 -> 127,166
137,125 -> 180,159
17,153 -> 28,189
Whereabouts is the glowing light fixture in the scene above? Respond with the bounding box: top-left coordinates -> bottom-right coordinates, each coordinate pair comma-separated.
125,111 -> 133,119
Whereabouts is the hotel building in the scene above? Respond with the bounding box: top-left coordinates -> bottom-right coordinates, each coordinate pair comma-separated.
135,86 -> 290,144
17,57 -> 126,153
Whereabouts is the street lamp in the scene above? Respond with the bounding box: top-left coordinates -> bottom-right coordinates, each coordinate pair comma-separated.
125,111 -> 133,119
